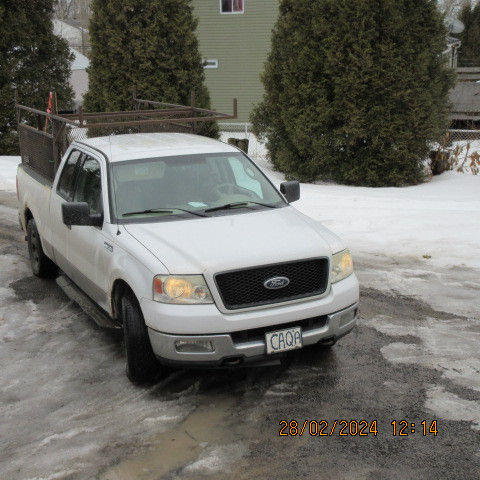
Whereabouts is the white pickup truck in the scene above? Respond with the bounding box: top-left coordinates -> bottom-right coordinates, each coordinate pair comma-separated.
17,132 -> 359,383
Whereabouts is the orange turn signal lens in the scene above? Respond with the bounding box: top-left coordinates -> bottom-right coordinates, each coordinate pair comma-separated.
153,277 -> 163,295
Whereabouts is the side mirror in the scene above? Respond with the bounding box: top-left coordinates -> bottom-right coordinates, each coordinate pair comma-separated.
62,202 -> 103,227
280,181 -> 300,203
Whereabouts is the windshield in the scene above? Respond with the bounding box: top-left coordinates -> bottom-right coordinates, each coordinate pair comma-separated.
110,152 -> 286,222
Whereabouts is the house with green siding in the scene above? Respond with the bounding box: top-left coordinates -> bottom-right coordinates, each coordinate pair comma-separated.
191,0 -> 279,123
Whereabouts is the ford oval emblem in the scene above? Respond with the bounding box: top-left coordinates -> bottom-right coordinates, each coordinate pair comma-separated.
263,276 -> 290,290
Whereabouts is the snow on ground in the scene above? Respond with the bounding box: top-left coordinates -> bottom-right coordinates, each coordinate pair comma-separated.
219,134 -> 480,272
297,172 -> 480,270
251,152 -> 480,272
426,386 -> 480,431
0,156 -> 20,192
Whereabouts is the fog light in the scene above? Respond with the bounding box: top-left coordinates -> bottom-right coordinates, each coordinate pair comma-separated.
175,340 -> 215,353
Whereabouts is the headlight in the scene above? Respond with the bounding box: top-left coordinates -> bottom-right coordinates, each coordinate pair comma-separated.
153,275 -> 214,304
331,249 -> 354,284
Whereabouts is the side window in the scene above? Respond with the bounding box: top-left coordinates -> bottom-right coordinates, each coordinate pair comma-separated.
73,156 -> 102,215
228,157 -> 263,198
57,150 -> 83,199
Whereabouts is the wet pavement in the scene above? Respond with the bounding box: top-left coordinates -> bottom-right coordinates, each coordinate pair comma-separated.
0,190 -> 479,480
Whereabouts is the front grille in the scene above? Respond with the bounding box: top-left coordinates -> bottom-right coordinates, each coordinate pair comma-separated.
231,315 -> 328,344
215,258 -> 329,310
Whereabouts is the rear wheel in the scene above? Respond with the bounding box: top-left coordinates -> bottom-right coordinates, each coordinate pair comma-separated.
121,292 -> 159,384
27,219 -> 58,277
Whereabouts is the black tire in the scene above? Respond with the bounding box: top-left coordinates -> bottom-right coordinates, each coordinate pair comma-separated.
27,219 -> 59,277
121,292 -> 159,384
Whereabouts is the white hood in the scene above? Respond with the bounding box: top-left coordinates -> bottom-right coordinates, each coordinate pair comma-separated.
124,206 -> 345,275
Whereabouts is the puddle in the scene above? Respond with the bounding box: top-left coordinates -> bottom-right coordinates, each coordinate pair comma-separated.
100,395 -> 249,480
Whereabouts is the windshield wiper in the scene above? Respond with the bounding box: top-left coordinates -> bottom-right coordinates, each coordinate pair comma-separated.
122,207 -> 207,218
204,201 -> 277,213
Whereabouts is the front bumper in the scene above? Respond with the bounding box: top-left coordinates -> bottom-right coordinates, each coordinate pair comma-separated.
148,301 -> 358,367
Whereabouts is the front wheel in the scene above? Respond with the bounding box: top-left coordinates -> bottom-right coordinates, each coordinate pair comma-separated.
27,219 -> 58,277
121,293 -> 159,384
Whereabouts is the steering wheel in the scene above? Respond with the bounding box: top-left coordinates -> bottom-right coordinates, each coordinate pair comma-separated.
210,183 -> 257,199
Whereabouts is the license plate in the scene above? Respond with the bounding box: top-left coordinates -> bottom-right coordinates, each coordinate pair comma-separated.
265,326 -> 302,354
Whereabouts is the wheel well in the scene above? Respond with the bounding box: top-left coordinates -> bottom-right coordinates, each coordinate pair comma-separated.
111,280 -> 134,323
25,208 -> 33,227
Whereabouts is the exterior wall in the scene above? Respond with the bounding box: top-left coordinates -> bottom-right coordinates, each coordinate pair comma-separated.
191,0 -> 279,122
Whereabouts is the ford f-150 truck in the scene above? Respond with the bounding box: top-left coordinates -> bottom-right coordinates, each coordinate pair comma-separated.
17,119 -> 358,384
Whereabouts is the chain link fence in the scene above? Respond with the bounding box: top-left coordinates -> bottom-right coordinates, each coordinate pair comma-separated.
433,129 -> 480,175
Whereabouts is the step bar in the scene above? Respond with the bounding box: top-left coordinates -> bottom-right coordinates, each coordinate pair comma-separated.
56,274 -> 121,329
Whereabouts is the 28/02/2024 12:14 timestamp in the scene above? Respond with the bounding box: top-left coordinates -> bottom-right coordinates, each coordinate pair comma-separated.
391,420 -> 438,436
278,420 -> 438,436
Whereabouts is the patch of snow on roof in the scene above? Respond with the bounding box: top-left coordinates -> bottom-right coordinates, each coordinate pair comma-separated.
53,19 -> 84,44
70,48 -> 90,71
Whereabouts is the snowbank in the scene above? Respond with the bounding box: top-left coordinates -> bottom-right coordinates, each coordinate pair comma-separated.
0,156 -> 20,192
253,156 -> 480,270
297,172 -> 480,269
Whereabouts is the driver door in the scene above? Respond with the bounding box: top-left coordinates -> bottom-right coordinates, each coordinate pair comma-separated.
64,153 -> 110,309
50,149 -> 83,277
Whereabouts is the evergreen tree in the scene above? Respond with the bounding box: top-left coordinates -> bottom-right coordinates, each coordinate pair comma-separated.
251,0 -> 455,187
458,1 -> 480,66
84,0 -> 217,138
0,0 -> 74,155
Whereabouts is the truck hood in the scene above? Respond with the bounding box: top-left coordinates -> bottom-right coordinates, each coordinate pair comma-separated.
123,206 -> 345,275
